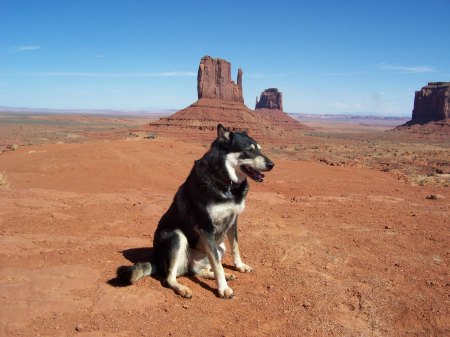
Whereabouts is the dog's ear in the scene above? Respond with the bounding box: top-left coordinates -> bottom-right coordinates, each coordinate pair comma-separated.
217,124 -> 233,143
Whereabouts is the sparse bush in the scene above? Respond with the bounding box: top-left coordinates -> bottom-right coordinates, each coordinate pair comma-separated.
0,171 -> 10,190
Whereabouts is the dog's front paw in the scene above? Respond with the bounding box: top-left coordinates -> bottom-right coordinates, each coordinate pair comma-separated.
219,287 -> 234,299
176,286 -> 193,299
236,263 -> 253,273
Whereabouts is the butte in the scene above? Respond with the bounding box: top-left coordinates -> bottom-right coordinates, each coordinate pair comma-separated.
148,56 -> 305,139
395,82 -> 450,134
255,88 -> 308,131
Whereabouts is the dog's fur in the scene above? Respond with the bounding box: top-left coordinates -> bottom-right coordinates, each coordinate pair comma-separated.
117,124 -> 274,299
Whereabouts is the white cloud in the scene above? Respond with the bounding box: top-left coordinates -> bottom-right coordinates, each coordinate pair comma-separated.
378,63 -> 437,74
95,54 -> 105,58
15,45 -> 41,52
28,71 -> 196,78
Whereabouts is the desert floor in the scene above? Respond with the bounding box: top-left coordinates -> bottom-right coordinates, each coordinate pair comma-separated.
0,114 -> 449,337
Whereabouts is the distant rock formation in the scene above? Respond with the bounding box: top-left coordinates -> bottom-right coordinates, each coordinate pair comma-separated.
149,99 -> 279,134
411,82 -> 450,123
254,88 -> 307,131
197,56 -> 244,102
147,56 -> 310,138
149,56 -> 285,137
395,82 -> 450,133
255,88 -> 283,111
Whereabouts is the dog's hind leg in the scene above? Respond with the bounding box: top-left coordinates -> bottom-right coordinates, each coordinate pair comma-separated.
227,220 -> 253,273
163,229 -> 193,299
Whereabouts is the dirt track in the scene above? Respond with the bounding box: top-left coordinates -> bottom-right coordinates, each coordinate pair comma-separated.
0,136 -> 449,336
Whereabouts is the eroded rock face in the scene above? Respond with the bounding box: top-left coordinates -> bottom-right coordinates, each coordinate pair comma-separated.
148,56 -> 309,137
412,82 -> 450,123
197,56 -> 244,102
255,88 -> 283,111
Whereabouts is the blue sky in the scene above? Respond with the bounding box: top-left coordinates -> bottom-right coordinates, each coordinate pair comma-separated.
1,0 -> 449,116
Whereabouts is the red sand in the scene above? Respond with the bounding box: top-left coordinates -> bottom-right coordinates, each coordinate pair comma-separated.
0,132 -> 449,336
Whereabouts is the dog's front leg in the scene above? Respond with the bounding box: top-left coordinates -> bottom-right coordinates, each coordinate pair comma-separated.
227,220 -> 253,273
198,230 -> 234,299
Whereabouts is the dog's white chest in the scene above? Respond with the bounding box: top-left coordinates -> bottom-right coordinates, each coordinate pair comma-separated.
207,200 -> 245,225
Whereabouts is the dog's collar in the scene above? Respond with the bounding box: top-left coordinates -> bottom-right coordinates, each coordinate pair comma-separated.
218,174 -> 244,198
224,181 -> 233,198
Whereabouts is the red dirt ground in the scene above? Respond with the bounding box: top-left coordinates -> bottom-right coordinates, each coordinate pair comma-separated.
0,118 -> 449,336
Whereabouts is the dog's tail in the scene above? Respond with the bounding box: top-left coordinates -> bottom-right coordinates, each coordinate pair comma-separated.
116,262 -> 157,285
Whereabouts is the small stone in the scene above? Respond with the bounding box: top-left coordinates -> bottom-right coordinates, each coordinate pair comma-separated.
426,194 -> 438,200
384,225 -> 392,229
75,324 -> 84,332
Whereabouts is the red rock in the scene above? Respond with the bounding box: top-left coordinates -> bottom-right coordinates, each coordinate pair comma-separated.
395,82 -> 450,133
411,82 -> 450,123
148,56 -> 309,138
254,88 -> 308,131
149,98 -> 282,138
254,108 -> 309,131
255,88 -> 283,111
197,56 -> 243,102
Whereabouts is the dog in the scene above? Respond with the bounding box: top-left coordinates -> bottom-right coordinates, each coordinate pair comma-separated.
117,124 -> 274,299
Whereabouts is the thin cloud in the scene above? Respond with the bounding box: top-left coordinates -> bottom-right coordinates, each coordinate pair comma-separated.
330,102 -> 364,110
378,63 -> 437,74
15,45 -> 41,52
28,71 -> 196,78
321,71 -> 372,76
247,72 -> 294,79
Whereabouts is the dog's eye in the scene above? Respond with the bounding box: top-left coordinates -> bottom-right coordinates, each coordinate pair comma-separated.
246,144 -> 256,152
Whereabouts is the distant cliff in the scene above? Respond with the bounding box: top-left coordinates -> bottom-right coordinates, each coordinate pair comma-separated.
411,82 -> 450,123
255,88 -> 283,111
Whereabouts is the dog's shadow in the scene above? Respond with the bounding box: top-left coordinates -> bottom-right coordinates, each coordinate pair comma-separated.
107,247 -> 218,295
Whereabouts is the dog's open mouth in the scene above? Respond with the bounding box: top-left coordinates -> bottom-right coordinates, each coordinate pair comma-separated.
241,165 -> 265,182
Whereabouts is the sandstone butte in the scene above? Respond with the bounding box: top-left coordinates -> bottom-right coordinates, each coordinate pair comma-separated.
396,82 -> 450,133
148,56 -> 308,138
255,88 -> 306,131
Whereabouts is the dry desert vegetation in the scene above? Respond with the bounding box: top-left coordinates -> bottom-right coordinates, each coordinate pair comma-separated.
0,112 -> 449,337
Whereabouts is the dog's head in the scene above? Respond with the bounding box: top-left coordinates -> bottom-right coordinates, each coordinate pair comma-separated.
216,124 -> 274,183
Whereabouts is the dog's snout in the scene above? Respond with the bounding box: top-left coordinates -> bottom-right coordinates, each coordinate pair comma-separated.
266,161 -> 275,171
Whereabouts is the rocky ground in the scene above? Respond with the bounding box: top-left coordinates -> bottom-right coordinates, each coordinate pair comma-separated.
0,114 -> 449,336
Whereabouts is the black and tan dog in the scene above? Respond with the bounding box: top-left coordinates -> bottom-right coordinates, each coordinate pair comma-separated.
117,124 -> 274,299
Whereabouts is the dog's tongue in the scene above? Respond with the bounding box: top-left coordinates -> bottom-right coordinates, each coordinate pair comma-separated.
256,171 -> 265,182
249,167 -> 265,182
